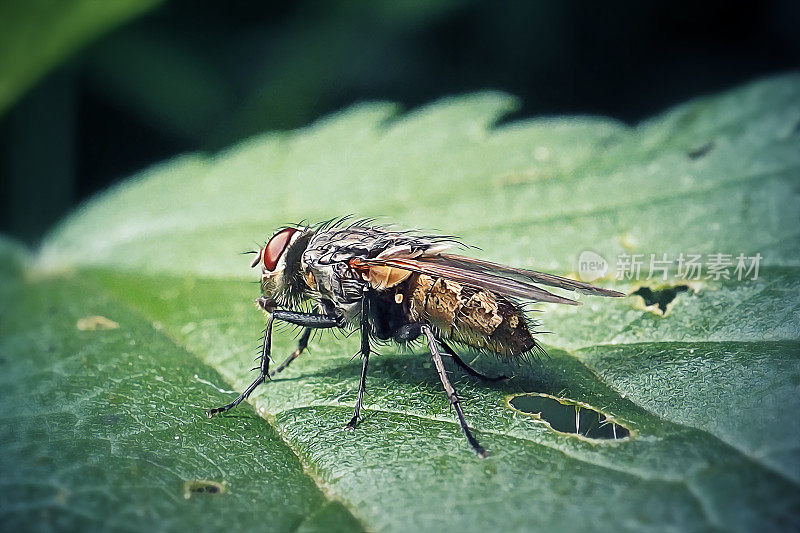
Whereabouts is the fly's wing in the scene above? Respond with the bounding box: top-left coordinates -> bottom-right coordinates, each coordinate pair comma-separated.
351,249 -> 625,305
437,254 -> 626,297
352,256 -> 579,305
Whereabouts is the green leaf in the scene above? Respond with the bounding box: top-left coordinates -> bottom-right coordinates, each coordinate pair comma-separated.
0,271 -> 362,532
0,0 -> 164,116
4,74 -> 800,531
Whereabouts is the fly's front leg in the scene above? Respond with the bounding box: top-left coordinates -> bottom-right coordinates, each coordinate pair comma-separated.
269,301 -> 340,377
206,300 -> 342,418
206,314 -> 275,417
421,324 -> 487,457
344,289 -> 370,430
270,327 -> 311,377
259,297 -> 345,329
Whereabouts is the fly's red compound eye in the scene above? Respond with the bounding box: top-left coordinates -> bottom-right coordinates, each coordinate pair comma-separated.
261,227 -> 297,271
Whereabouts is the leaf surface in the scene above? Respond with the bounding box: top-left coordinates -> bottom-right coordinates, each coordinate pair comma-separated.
3,74 -> 800,532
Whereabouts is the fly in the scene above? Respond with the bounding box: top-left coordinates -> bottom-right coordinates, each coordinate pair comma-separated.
206,217 -> 625,456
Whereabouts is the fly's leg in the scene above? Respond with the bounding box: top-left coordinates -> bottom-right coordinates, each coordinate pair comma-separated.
441,341 -> 509,382
394,322 -> 424,343
269,327 -> 311,377
343,331 -> 369,430
421,324 -> 487,457
344,290 -> 371,430
206,314 -> 275,417
206,301 -> 343,417
395,324 -> 507,382
269,301 -> 335,377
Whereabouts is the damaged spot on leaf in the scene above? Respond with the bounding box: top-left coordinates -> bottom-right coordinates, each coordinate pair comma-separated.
76,315 -> 119,330
183,480 -> 226,499
687,140 -> 715,160
508,393 -> 631,441
633,285 -> 691,314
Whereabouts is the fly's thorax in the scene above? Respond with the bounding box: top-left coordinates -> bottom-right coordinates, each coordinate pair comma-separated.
403,273 -> 535,356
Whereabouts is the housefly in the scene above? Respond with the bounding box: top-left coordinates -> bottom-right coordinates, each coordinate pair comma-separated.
206,218 -> 625,456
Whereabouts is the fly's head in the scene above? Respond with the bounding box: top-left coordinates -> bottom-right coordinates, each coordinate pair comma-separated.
252,226 -> 314,308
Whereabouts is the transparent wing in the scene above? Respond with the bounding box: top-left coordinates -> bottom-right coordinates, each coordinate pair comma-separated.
350,252 -> 624,305
437,254 -> 626,297
352,257 -> 565,305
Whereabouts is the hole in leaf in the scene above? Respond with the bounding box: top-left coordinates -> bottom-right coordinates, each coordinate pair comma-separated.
508,394 -> 630,440
183,480 -> 226,499
687,140 -> 715,159
633,285 -> 690,314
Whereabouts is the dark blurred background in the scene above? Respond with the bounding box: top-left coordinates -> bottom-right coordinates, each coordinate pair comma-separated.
2,0 -> 799,244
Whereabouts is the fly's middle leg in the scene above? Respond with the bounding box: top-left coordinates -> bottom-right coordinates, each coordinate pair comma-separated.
344,289 -> 371,430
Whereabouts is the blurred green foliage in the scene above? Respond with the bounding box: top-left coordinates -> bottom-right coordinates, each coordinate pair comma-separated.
0,0 -> 164,115
3,1 -> 798,242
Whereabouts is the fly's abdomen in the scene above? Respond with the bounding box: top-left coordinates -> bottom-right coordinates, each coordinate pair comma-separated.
404,274 -> 535,356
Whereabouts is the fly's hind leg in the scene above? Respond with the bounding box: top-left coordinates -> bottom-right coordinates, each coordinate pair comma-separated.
394,323 -> 424,343
440,341 -> 508,382
395,324 -> 507,382
421,325 -> 487,457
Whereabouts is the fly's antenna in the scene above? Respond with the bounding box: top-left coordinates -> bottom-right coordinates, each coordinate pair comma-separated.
240,239 -> 265,256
